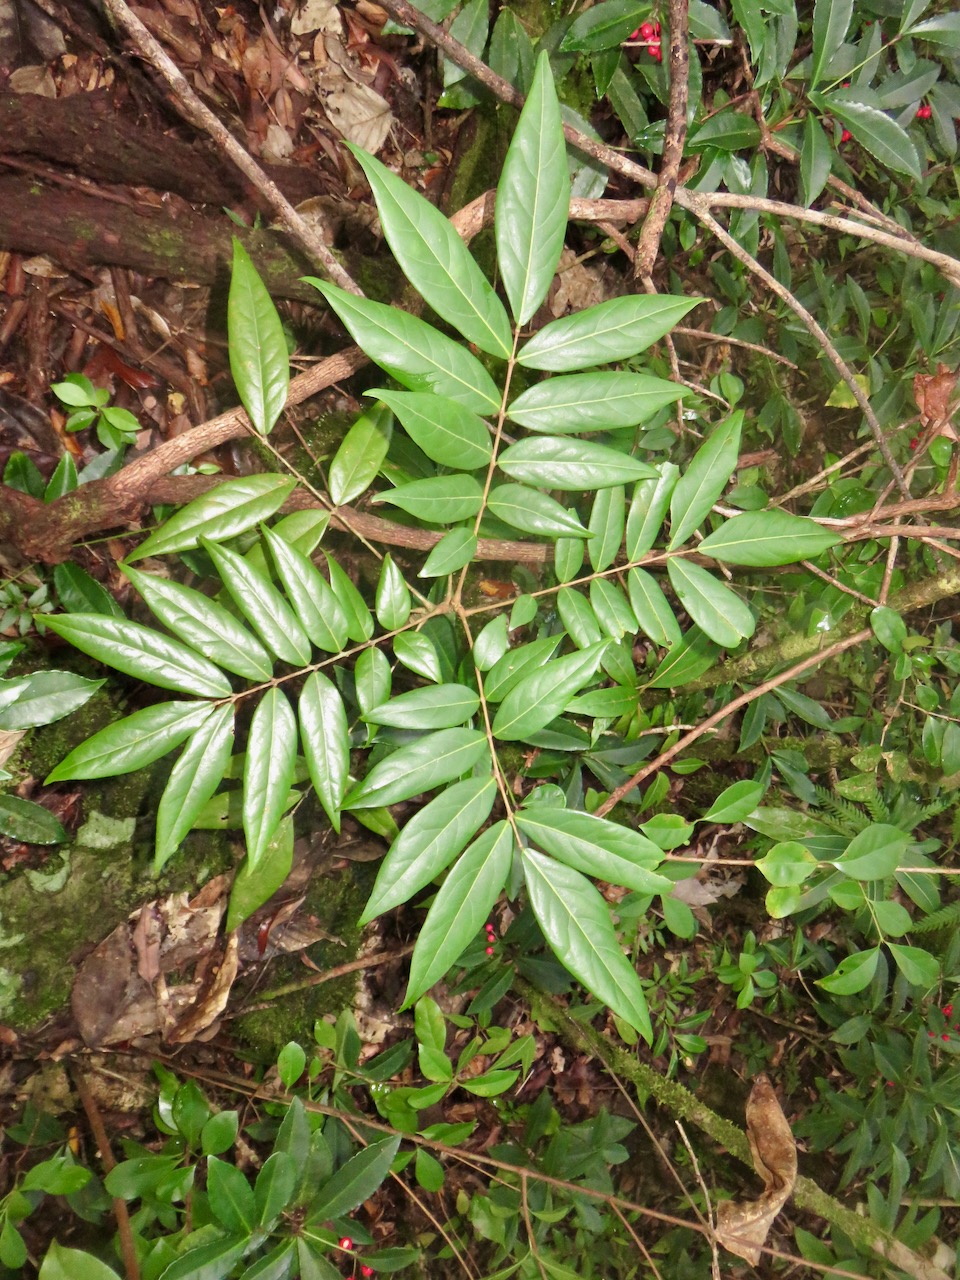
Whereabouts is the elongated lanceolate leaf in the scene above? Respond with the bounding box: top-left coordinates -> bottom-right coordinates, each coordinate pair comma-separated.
800,113 -> 832,206
810,90 -> 922,179
348,146 -> 512,358
299,671 -> 349,832
509,372 -> 685,433
699,510 -> 841,565
202,538 -> 311,667
128,475 -> 295,562
557,588 -> 602,649
306,279 -> 500,414
259,525 -> 349,654
404,820 -> 514,1004
323,553 -> 374,642
492,642 -> 607,740
226,814 -> 294,931
667,559 -> 755,647
155,703 -> 235,871
483,633 -> 562,702
367,389 -> 492,470
375,554 -> 411,630
516,808 -> 670,894
626,464 -> 679,559
123,566 -> 273,681
810,0 -> 853,89
307,1137 -> 401,1224
46,701 -> 215,782
54,562 -> 123,616
518,295 -> 700,370
521,846 -> 652,1039
0,670 -> 103,731
561,0 -> 650,52
228,238 -> 289,435
328,402 -> 392,506
421,528 -> 477,577
375,475 -> 484,522
495,52 -> 569,325
43,614 -> 232,698
244,688 -> 298,870
344,728 -> 489,809
486,485 -> 589,538
590,578 -> 638,640
498,438 -> 656,489
627,568 -> 681,647
0,795 -> 68,845
364,683 -> 480,730
668,413 -> 742,549
360,776 -> 496,922
588,484 -> 625,571
647,629 -> 719,688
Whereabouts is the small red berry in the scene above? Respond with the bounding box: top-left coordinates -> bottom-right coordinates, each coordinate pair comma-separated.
928,1030 -> 936,1037
485,945 -> 495,955
909,437 -> 919,449
654,20 -> 661,33
339,1238 -> 354,1251
361,1269 -> 375,1278
628,27 -> 640,39
943,1033 -> 951,1041
944,1004 -> 954,1017
840,129 -> 852,142
639,21 -> 655,38
886,1080 -> 895,1087
842,82 -> 851,88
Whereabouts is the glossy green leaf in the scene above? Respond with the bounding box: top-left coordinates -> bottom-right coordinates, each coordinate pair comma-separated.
557,588 -> 602,649
560,0 -> 648,51
299,671 -> 349,832
360,776 -> 496,922
328,402 -> 393,506
627,567 -> 681,647
667,559 -> 755,646
364,683 -> 480,730
241,1242 -> 296,1279
43,613 -> 232,698
420,528 -> 477,577
375,554 -> 411,630
647,629 -> 719,687
369,389 -> 492,471
668,414 -> 742,549
123,566 -> 273,681
405,820 -> 514,1004
509,372 -> 685,433
155,704 -> 235,870
1,1220 -> 26,1270
831,824 -> 909,879
498,438 -> 655,489
588,484 -> 625,571
688,108 -> 761,152
521,845 -> 651,1039
307,1135 -> 401,1223
202,537 -> 311,666
590,579 -> 637,640
46,701 -> 214,782
0,670 -> 103,730
473,615 -> 509,671
495,52 -> 568,325
201,1111 -> 240,1157
519,295 -> 699,370
486,485 -> 589,537
355,645 -> 392,721
870,605 -> 907,654
306,279 -> 500,414
800,114 -> 832,206
207,1154 -> 257,1233
53,562 -> 123,616
0,795 -> 68,844
228,238 -> 289,435
393,630 -> 442,681
344,728 -> 489,809
626,464 -> 678,559
810,0 -> 853,89
483,633 -> 562,702
755,840 -> 818,887
517,808 -> 670,894
255,1151 -> 299,1226
492,642 -> 607,740
348,147 -> 511,357
887,943 -> 939,987
44,452 -> 78,502
128,475 -> 295,562
702,779 -> 765,824
39,1243 -> 124,1280
699,511 -> 840,565
376,474 -> 484,522
817,947 -> 879,995
244,688 -> 298,870
811,90 -> 921,179
260,525 -> 349,653
905,12 -> 960,45
324,553 -> 375,642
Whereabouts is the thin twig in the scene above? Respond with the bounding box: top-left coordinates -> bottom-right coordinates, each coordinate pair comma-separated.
72,1067 -> 140,1280
234,943 -> 415,1011
635,0 -> 689,278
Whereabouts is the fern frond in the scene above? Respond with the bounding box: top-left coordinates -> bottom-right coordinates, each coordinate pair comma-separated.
910,899 -> 960,936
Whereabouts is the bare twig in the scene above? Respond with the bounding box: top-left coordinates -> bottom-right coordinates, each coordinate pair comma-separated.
72,1067 -> 140,1280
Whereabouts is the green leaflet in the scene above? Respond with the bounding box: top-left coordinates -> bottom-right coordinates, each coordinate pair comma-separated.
810,89 -> 922,179
492,642 -> 607,740
590,578 -> 638,641
498,438 -> 656,490
155,703 -> 235,871
404,820 -> 514,1005
588,484 -> 625,571
123,565 -> 273,681
299,671 -> 350,832
368,389 -> 492,470
54,562 -> 123,616
0,795 -> 68,845
495,52 -> 569,325
810,0 -> 853,89
324,553 -> 375,642
698,510 -> 841,565
420,528 -> 477,577
348,147 -> 512,358
375,475 -> 484,523
486,485 -> 589,538
483,634 -> 562,702
243,688 -> 298,870
668,413 -> 743,549
227,237 -> 289,436
521,845 -> 652,1040
508,372 -> 686,433
344,728 -> 490,809
647,630 -> 719,688
260,525 -> 349,654
306,279 -> 501,414
375,554 -> 412,629
666,559 -> 756,647
518,294 -> 700,370
363,683 -> 480,729
226,815 -> 294,931
202,537 -> 312,667
560,0 -> 649,51
43,614 -> 232,699
306,1137 -> 401,1224
626,464 -> 678,559
46,702 -> 216,782
128,475 -> 295,562
0,670 -> 103,731
359,776 -> 497,922
516,807 -> 671,894
557,587 -> 603,649
328,402 -> 393,506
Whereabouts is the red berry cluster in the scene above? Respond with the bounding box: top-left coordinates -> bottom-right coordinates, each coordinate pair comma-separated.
628,20 -> 663,61
484,920 -> 497,955
925,1002 -> 958,1044
338,1237 -> 374,1276
916,103 -> 932,119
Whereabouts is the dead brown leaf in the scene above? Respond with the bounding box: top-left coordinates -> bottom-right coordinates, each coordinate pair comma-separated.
715,1074 -> 797,1264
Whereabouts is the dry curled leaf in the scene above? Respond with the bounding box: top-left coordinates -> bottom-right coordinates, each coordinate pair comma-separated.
715,1074 -> 797,1264
913,363 -> 958,434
